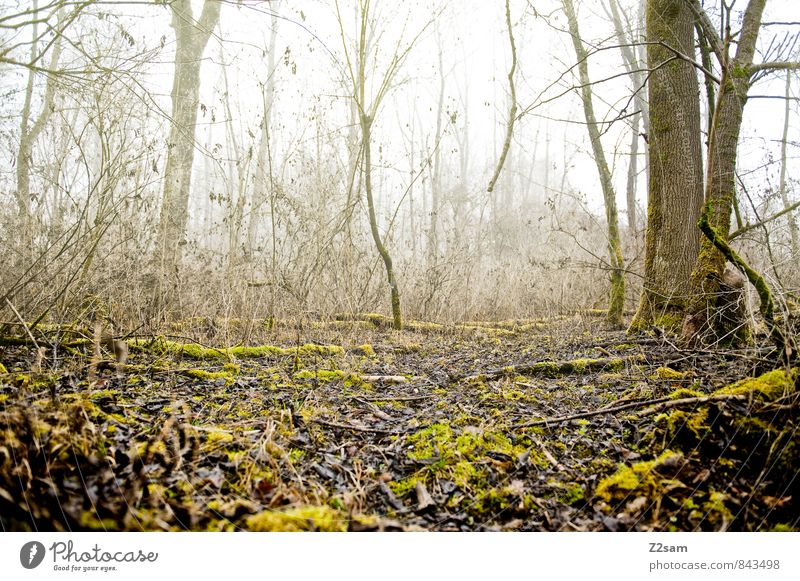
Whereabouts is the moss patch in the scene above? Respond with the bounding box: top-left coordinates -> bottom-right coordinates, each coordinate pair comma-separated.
245,505 -> 348,531
714,368 -> 797,401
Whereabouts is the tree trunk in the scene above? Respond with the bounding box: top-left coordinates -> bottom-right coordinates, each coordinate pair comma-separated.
607,0 -> 650,235
562,0 -> 625,326
629,0 -> 704,333
16,1 -> 62,221
682,0 -> 766,345
155,0 -> 221,306
361,114 -> 402,330
247,11 -> 278,258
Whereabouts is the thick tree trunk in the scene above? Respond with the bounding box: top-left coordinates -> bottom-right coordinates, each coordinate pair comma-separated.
155,0 -> 221,305
629,0 -> 704,333
563,0 -> 625,326
682,0 -> 766,345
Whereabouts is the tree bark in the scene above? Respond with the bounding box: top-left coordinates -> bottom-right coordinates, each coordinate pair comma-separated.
629,0 -> 704,333
562,0 -> 625,326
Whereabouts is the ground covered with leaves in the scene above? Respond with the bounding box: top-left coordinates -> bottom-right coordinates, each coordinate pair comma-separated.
1,314 -> 797,532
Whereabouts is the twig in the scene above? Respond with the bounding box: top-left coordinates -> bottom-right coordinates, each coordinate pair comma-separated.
511,396 -> 673,428
513,392 -> 748,428
530,434 -> 566,471
4,298 -> 39,350
309,418 -> 405,435
357,394 -> 434,402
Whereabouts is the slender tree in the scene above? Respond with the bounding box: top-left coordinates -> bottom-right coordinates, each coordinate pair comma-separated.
778,71 -> 799,258
562,0 -> 625,326
334,0 -> 433,330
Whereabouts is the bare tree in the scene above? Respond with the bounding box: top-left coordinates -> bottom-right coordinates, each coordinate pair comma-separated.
155,0 -> 221,307
16,2 -> 64,220
334,0 -> 434,330
606,0 -> 649,234
778,71 -> 799,257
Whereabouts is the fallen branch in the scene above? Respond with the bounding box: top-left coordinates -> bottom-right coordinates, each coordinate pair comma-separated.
512,392 -> 745,428
633,393 -> 747,417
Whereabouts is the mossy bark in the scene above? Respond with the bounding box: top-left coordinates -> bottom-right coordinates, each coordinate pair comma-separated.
682,0 -> 766,345
698,204 -> 793,360
563,0 -> 625,327
628,0 -> 703,335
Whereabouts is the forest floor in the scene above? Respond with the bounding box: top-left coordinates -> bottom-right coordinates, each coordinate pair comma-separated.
0,313 -> 797,532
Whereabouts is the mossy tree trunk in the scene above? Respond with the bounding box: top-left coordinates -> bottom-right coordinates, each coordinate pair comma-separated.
681,0 -> 767,345
562,0 -> 625,327
628,0 -> 704,334
155,0 -> 221,309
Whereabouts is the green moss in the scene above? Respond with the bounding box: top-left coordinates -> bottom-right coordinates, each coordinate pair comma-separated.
701,489 -> 733,527
650,366 -> 688,380
669,386 -> 704,399
352,344 -> 375,357
655,408 -> 709,440
397,423 -> 534,497
560,482 -> 585,505
183,369 -> 235,385
293,369 -> 362,387
595,450 -> 683,502
79,511 -> 118,530
245,505 -> 347,532
132,338 -> 343,361
388,476 -> 420,496
205,429 -> 234,444
714,368 -> 797,401
0,363 -> 7,374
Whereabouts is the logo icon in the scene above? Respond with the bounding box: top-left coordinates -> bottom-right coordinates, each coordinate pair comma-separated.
20,541 -> 46,569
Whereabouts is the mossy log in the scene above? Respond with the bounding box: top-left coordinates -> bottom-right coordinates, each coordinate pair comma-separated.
461,355 -> 644,382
